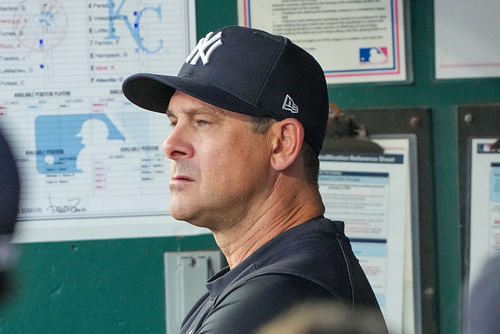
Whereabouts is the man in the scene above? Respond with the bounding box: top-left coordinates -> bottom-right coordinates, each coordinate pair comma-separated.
123,26 -> 386,334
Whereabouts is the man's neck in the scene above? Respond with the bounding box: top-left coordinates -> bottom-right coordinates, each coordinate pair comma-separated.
213,179 -> 324,269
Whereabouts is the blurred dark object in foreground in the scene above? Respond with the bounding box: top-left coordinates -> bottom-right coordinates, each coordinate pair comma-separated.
258,301 -> 390,334
0,128 -> 20,299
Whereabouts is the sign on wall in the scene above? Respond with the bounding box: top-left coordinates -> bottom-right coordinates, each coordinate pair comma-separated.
0,0 -> 208,242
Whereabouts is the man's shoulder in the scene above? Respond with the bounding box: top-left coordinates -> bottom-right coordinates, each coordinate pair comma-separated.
229,273 -> 336,302
245,217 -> 379,307
252,217 -> 351,279
255,217 -> 347,259
199,274 -> 335,334
228,217 -> 356,300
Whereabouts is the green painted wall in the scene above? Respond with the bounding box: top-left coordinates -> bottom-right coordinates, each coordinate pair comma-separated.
1,236 -> 218,333
1,1 -> 500,333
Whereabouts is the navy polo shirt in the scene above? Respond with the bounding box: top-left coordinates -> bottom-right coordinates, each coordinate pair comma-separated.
179,217 -> 386,334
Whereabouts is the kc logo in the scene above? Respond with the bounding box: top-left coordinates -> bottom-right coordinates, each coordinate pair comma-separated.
105,0 -> 163,54
185,31 -> 223,65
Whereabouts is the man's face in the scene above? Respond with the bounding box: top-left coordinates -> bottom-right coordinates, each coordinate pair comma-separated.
162,91 -> 273,230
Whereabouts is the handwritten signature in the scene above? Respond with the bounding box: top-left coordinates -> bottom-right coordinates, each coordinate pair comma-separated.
47,195 -> 87,214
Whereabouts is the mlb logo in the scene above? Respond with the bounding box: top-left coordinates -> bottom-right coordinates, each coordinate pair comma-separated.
35,114 -> 124,174
360,47 -> 388,64
479,144 -> 492,152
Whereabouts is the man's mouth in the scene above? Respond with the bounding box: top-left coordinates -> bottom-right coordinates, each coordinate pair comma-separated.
171,175 -> 193,182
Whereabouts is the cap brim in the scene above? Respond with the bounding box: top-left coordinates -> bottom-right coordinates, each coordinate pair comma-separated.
122,73 -> 271,118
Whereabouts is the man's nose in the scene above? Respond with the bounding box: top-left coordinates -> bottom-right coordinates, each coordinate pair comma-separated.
161,125 -> 194,160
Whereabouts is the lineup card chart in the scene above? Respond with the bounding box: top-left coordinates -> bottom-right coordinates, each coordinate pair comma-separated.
435,0 -> 500,79
319,137 -> 417,334
238,0 -> 408,84
0,0 -> 209,242
468,139 -> 500,287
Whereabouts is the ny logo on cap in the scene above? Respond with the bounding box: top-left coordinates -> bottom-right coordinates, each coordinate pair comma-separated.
185,31 -> 223,65
282,94 -> 299,113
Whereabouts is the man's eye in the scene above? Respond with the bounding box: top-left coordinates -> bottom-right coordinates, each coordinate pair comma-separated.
197,120 -> 210,126
169,121 -> 177,128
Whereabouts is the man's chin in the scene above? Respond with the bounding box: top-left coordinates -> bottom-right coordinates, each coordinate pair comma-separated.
170,209 -> 213,229
170,205 -> 195,223
169,209 -> 190,222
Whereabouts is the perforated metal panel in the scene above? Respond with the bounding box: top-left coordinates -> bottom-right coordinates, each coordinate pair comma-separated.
164,250 -> 223,334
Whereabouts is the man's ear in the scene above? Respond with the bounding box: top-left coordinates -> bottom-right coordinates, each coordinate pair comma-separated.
269,118 -> 304,171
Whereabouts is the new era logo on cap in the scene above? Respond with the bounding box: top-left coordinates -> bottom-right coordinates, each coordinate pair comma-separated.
185,31 -> 223,65
282,94 -> 299,114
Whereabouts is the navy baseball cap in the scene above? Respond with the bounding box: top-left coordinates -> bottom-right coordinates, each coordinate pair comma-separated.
122,25 -> 329,154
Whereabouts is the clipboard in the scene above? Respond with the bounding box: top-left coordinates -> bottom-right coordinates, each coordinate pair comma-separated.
321,107 -> 435,334
458,104 -> 500,332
